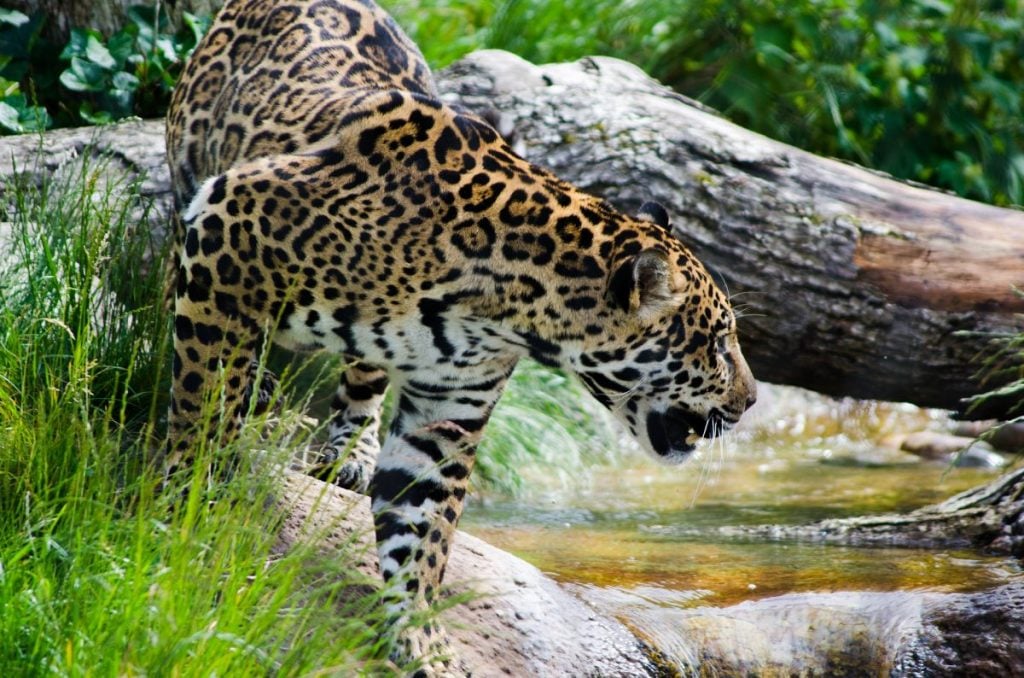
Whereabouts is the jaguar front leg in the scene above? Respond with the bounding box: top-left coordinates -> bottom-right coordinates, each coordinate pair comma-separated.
308,361 -> 389,493
370,361 -> 515,676
165,276 -> 261,487
164,191 -> 268,490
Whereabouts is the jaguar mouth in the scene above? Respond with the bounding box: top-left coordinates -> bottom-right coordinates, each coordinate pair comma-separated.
645,407 -> 740,458
645,407 -> 708,458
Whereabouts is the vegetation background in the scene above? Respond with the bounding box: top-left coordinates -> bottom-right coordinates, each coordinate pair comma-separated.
2,0 -> 1022,205
1,0 -> 1021,674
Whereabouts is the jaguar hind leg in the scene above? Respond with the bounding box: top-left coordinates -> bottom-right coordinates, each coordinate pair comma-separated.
307,362 -> 388,493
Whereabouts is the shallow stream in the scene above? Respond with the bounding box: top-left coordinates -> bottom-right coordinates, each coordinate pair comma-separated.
462,384 -> 1024,670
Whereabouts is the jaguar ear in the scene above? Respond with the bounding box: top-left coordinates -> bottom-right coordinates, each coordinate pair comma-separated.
608,249 -> 673,316
636,201 -> 670,231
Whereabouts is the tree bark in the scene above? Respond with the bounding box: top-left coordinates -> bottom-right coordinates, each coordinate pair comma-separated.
1,51 -> 1022,418
8,0 -> 223,44
435,51 -> 1024,419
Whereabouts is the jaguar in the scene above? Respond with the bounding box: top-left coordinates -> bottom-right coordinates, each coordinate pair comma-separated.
164,0 -> 757,673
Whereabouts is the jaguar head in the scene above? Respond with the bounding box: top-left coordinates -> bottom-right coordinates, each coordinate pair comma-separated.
574,203 -> 756,462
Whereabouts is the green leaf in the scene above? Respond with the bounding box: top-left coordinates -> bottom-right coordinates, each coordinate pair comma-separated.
112,71 -> 139,92
84,34 -> 117,70
914,0 -> 952,16
0,100 -> 22,133
154,35 -> 178,62
61,28 -> 92,60
873,21 -> 899,48
127,5 -> 161,30
127,5 -> 163,47
182,12 -> 212,48
78,102 -> 112,125
0,8 -> 29,27
100,86 -> 134,118
59,57 -> 108,92
106,31 -> 135,68
19,104 -> 51,132
0,11 -> 43,60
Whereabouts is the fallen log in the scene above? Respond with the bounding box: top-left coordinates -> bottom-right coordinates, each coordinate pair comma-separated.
0,51 -> 1021,417
436,50 -> 1024,419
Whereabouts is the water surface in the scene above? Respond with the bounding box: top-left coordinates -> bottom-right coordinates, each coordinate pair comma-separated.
464,385 -> 1023,609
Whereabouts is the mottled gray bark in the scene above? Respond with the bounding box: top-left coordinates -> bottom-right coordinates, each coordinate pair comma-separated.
1,51 -> 1022,418
436,51 -> 1024,420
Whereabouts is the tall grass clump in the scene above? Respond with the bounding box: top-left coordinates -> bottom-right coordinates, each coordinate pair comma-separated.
476,359 -> 621,496
0,151 -> 415,675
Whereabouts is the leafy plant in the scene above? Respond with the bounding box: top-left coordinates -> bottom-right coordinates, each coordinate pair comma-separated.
0,9 -> 50,133
647,0 -> 1024,206
477,359 -> 620,495
58,6 -> 209,124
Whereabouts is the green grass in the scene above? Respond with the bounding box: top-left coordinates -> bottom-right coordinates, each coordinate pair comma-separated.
0,151 -> 426,675
478,360 -> 619,496
0,139 -> 618,673
382,0 -> 667,69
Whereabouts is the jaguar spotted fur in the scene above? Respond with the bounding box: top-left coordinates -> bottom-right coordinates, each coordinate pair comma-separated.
165,0 -> 757,673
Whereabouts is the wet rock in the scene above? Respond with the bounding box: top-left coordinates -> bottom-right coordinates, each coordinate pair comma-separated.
275,471 -> 658,677
953,447 -> 1008,469
894,582 -> 1024,676
956,420 -> 1024,454
900,431 -> 1004,467
576,583 -> 1024,676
